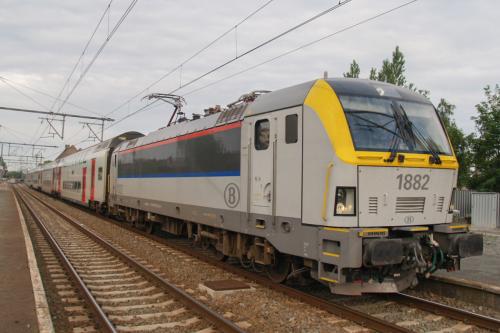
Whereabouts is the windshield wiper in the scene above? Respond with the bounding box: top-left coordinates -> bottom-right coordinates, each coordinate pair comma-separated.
385,102 -> 416,162
347,112 -> 401,138
398,104 -> 442,164
346,111 -> 404,162
385,128 -> 401,163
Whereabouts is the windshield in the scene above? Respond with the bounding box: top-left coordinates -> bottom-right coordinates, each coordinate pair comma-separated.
340,95 -> 452,155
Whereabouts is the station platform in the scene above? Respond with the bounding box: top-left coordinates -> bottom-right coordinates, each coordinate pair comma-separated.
430,228 -> 500,307
0,183 -> 48,332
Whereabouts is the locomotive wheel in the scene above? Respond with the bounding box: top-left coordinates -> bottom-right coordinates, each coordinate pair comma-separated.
266,253 -> 291,283
145,221 -> 154,234
239,256 -> 253,269
214,249 -> 228,262
201,238 -> 211,250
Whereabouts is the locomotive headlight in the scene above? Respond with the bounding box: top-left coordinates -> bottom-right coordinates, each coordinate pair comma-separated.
335,187 -> 356,216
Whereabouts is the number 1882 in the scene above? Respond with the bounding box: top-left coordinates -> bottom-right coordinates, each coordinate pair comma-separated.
396,174 -> 430,190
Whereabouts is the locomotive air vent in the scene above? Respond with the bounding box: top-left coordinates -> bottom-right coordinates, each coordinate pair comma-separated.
436,196 -> 445,212
395,197 -> 425,213
368,197 -> 378,214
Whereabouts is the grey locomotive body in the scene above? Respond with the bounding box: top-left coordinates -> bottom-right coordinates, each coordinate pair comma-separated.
27,78 -> 483,295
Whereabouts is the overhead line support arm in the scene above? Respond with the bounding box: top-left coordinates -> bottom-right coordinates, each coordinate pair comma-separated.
0,106 -> 114,121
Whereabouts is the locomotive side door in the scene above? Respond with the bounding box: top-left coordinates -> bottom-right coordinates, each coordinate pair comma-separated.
249,115 -> 275,217
275,107 -> 302,220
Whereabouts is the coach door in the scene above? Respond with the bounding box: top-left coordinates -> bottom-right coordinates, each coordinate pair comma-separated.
90,158 -> 96,202
82,166 -> 87,204
52,168 -> 57,193
250,115 -> 275,218
57,167 -> 62,194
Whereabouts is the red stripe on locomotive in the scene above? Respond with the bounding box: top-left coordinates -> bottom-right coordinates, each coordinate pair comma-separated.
119,121 -> 241,155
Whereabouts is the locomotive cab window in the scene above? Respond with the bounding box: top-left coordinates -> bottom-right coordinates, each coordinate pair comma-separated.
285,114 -> 298,144
255,119 -> 270,150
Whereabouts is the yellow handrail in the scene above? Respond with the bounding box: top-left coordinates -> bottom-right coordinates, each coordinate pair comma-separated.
322,162 -> 334,221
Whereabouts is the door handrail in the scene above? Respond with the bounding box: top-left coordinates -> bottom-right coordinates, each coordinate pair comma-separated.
272,138 -> 277,223
322,162 -> 334,221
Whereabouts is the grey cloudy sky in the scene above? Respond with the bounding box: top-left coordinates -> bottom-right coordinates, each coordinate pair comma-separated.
1,0 -> 499,170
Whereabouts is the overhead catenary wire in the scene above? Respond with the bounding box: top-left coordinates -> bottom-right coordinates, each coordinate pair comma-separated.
64,126 -> 88,146
0,75 -> 103,116
29,121 -> 45,144
105,0 -> 276,117
184,0 -> 419,97
0,124 -> 31,143
109,0 -> 418,128
166,0 -> 353,93
107,0 -> 353,129
33,123 -> 51,145
0,77 -> 51,111
55,0 -> 139,115
50,0 -> 114,113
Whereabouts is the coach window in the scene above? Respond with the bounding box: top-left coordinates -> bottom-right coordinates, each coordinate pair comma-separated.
285,114 -> 298,144
255,119 -> 270,150
98,167 -> 103,181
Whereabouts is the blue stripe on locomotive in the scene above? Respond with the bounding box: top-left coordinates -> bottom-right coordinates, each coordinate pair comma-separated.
117,170 -> 240,178
117,126 -> 241,179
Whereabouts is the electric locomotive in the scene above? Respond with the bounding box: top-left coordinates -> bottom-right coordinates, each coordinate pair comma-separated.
28,78 -> 483,295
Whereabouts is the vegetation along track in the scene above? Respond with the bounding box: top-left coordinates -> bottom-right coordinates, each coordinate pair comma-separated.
15,186 -> 245,333
20,185 -> 500,333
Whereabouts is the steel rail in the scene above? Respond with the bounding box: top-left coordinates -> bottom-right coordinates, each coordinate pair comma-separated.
17,186 -> 245,333
21,186 -> 411,333
14,188 -> 117,333
392,293 -> 500,332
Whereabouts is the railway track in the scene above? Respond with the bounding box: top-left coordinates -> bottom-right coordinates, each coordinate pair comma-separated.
392,293 -> 500,331
15,187 -> 245,333
19,185 -> 500,333
21,201 -> 97,333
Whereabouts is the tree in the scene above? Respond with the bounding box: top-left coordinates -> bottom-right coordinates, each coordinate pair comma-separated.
436,99 -> 472,188
357,46 -> 429,97
469,85 -> 500,192
0,157 -> 6,178
376,46 -> 407,86
343,60 -> 360,78
6,170 -> 23,179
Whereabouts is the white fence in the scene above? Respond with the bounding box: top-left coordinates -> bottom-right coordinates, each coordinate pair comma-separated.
453,189 -> 472,219
471,192 -> 500,229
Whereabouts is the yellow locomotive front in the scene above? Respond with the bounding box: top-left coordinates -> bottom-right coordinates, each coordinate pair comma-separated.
303,79 -> 482,294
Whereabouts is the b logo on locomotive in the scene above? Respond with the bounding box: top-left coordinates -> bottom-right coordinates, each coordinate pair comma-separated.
224,183 -> 240,208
